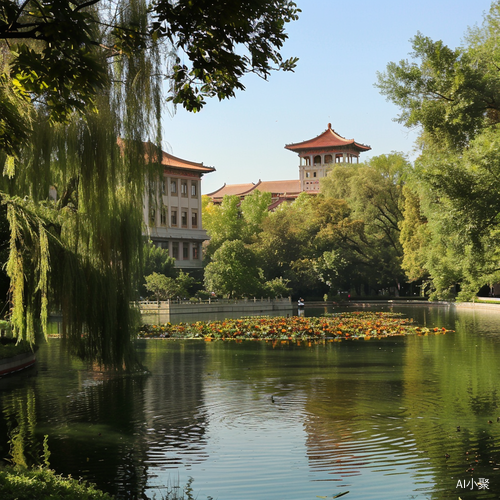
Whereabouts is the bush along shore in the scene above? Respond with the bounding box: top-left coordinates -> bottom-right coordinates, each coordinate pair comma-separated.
138,312 -> 453,341
0,338 -> 35,361
0,467 -> 113,500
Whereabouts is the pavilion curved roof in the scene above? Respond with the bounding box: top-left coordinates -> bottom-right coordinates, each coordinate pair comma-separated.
205,182 -> 257,198
256,180 -> 300,194
118,138 -> 216,174
206,180 -> 301,199
285,123 -> 371,153
159,149 -> 215,173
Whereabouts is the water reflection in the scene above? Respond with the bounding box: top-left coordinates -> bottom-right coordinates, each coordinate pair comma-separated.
1,306 -> 500,499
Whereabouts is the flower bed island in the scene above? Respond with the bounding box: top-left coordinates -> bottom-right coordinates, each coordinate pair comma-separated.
138,311 -> 452,341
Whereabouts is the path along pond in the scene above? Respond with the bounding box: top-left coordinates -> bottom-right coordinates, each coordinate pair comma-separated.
1,304 -> 500,500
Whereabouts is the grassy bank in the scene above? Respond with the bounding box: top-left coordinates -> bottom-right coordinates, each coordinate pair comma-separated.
0,467 -> 112,500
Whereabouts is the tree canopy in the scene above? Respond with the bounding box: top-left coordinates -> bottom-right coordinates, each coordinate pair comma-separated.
0,0 -> 299,368
1,0 -> 299,156
377,1 -> 500,300
201,161 -> 409,300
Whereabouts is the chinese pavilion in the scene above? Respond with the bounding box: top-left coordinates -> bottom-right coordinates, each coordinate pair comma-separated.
285,123 -> 371,192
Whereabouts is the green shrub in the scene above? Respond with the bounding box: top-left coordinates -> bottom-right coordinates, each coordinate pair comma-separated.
0,467 -> 112,500
0,340 -> 33,361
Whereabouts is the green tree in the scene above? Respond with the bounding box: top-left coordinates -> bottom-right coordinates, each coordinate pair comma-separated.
202,190 -> 272,260
0,0 -> 300,367
377,1 -> 500,299
174,270 -> 196,299
319,154 -> 408,294
140,240 -> 176,297
376,31 -> 499,152
144,271 -> 194,301
260,276 -> 291,298
240,190 -> 272,239
202,195 -> 244,259
1,0 -> 299,157
398,185 -> 430,283
204,240 -> 262,298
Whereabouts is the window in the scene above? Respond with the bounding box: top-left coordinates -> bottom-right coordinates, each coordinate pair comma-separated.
181,211 -> 188,227
313,171 -> 317,178
314,155 -> 321,165
171,209 -> 177,227
325,154 -> 332,164
191,211 -> 198,228
171,179 -> 177,194
181,181 -> 188,196
192,244 -> 199,260
172,242 -> 179,259
183,243 -> 189,259
161,178 -> 166,194
160,207 -> 167,226
149,208 -> 156,225
191,182 -> 197,197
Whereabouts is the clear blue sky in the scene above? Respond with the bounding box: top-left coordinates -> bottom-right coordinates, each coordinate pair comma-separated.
161,0 -> 494,194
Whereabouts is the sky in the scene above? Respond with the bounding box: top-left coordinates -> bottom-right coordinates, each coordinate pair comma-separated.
160,0 -> 494,195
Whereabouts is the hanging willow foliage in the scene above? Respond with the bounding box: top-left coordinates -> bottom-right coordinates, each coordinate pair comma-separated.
0,0 -> 163,369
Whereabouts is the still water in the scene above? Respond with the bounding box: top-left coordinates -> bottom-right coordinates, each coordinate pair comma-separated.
1,304 -> 500,499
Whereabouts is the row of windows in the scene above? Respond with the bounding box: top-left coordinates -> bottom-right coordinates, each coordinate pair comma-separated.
303,154 -> 356,166
153,178 -> 198,197
158,241 -> 200,260
305,171 -> 317,178
150,207 -> 198,228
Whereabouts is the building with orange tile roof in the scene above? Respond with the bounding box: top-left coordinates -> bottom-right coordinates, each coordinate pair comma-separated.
143,146 -> 215,269
285,123 -> 371,193
206,179 -> 301,209
205,182 -> 257,201
206,124 -> 369,210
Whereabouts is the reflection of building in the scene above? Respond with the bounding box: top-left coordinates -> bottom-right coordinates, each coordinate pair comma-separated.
144,147 -> 215,269
285,123 -> 371,193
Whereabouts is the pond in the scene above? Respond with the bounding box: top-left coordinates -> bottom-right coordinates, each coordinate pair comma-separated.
1,304 -> 500,499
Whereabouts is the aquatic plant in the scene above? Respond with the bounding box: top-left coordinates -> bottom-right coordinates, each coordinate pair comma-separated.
138,312 -> 452,341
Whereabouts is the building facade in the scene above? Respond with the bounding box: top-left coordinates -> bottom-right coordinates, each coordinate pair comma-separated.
206,124 -> 370,207
144,148 -> 215,269
285,123 -> 371,192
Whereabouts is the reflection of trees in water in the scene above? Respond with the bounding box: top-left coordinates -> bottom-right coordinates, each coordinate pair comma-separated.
302,374 -> 410,480
0,368 -> 151,499
50,374 -> 151,499
1,384 -> 41,468
0,341 -> 211,498
141,341 -> 209,472
300,310 -> 500,496
401,321 -> 500,491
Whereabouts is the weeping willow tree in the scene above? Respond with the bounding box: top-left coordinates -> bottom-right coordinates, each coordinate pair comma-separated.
0,0 -> 163,369
0,0 -> 299,369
